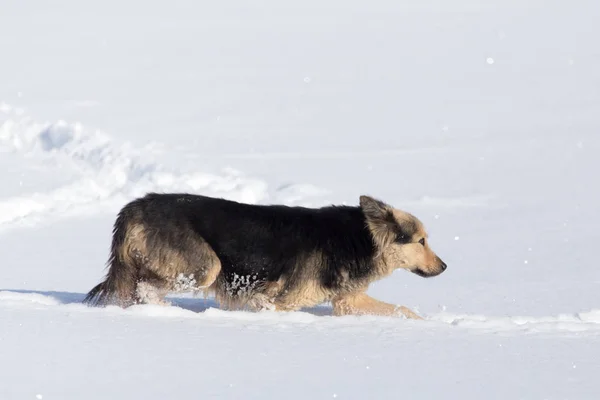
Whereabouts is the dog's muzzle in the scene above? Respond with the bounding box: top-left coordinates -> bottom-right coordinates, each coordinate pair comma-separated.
413,259 -> 447,277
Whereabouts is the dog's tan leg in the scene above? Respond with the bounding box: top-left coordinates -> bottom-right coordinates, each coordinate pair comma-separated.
332,292 -> 423,320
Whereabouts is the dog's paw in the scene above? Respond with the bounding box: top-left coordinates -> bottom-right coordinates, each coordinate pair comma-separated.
395,305 -> 424,320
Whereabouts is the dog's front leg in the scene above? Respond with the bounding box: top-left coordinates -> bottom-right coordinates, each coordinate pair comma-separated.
332,292 -> 423,320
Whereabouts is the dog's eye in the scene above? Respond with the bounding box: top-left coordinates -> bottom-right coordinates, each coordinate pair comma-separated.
419,238 -> 425,246
396,235 -> 406,243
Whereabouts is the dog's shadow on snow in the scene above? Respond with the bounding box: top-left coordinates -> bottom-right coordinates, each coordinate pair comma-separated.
168,296 -> 334,317
0,289 -> 334,317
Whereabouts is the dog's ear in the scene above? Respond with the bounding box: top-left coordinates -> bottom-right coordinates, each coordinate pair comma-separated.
359,195 -> 396,249
359,195 -> 388,220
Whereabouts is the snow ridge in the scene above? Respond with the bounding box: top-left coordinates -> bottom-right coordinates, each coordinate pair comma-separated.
432,310 -> 600,334
0,103 -> 325,230
1,290 -> 599,335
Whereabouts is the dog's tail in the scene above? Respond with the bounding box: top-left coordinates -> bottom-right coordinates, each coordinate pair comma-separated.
83,205 -> 140,307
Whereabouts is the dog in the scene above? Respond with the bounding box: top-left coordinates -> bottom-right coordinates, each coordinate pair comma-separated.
83,193 -> 447,319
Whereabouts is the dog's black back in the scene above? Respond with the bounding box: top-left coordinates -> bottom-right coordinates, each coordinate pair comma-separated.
137,193 -> 377,290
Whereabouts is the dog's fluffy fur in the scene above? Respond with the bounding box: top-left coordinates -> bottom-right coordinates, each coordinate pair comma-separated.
83,193 -> 446,319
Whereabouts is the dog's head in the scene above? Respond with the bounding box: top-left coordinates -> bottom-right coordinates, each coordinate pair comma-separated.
360,195 -> 447,278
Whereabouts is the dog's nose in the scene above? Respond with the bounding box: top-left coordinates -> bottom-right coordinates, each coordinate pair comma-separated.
440,261 -> 447,271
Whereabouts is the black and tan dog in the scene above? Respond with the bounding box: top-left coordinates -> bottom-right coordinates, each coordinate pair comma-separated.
84,193 -> 446,319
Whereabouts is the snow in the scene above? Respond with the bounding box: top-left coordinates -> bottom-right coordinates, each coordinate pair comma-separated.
1,0 -> 600,399
1,290 -> 600,399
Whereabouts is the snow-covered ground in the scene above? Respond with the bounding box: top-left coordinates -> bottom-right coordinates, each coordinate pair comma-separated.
1,1 -> 599,399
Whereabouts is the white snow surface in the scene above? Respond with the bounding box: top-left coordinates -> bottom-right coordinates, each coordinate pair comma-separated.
1,1 -> 600,399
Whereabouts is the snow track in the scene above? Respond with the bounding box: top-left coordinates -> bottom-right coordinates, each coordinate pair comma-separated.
0,103 -> 326,231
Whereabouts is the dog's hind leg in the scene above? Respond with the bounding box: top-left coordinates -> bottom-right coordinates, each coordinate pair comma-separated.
136,281 -> 170,305
135,268 -> 171,306
138,238 -> 222,304
332,292 -> 423,320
